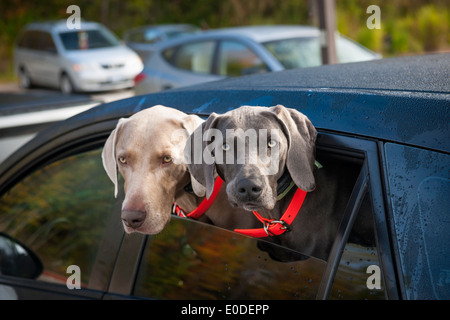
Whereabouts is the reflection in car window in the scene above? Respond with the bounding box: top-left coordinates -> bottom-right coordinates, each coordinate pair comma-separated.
264,37 -> 322,69
385,143 -> 450,300
0,149 -> 115,288
330,193 -> 385,299
218,41 -> 268,76
169,41 -> 215,74
133,217 -> 326,299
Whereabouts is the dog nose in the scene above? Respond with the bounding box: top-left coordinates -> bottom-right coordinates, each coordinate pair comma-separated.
236,178 -> 263,200
121,210 -> 146,229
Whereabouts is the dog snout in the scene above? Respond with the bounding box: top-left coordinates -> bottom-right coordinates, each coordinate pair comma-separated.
121,210 -> 146,229
236,178 -> 263,200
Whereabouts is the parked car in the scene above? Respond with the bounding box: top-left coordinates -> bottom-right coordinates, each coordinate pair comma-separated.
134,25 -> 380,95
0,53 -> 448,301
123,24 -> 200,61
13,20 -> 143,94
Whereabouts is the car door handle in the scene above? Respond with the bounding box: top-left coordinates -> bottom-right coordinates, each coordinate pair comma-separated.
162,84 -> 173,90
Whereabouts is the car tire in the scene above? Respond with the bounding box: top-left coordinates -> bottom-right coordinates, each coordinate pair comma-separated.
18,67 -> 32,89
60,73 -> 74,94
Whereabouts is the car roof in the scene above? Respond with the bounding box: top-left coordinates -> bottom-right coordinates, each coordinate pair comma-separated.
125,24 -> 199,33
150,25 -> 321,49
199,25 -> 320,43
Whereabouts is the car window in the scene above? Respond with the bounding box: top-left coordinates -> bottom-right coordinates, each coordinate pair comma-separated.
40,32 -> 57,53
17,30 -> 45,51
130,136 -> 385,299
0,149 -> 116,290
385,143 -> 450,300
132,216 -> 326,299
59,29 -> 119,50
263,37 -> 322,69
166,41 -> 215,74
336,37 -> 378,63
263,37 -> 376,68
217,41 -> 268,76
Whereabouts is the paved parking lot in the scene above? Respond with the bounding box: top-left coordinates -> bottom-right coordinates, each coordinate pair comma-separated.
0,83 -> 134,104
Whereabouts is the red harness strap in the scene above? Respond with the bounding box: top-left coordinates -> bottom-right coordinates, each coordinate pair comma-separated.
233,188 -> 307,238
174,176 -> 307,238
173,177 -> 223,219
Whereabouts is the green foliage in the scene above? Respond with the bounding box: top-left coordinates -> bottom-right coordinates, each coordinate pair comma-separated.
0,0 -> 449,76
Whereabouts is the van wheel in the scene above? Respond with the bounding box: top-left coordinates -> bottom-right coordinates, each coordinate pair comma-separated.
18,67 -> 32,89
60,74 -> 74,94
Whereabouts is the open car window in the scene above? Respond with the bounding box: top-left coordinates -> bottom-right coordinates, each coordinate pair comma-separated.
129,133 -> 387,300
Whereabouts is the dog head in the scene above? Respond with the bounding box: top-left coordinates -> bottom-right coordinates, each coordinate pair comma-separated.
102,105 -> 203,234
185,104 -> 316,212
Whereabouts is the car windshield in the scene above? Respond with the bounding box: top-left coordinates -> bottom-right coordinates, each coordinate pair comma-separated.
59,29 -> 120,50
263,37 -> 377,69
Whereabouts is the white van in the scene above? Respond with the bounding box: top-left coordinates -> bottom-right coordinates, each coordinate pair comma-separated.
14,20 -> 143,94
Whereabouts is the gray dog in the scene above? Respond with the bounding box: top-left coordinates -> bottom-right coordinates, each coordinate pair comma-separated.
185,104 -> 363,261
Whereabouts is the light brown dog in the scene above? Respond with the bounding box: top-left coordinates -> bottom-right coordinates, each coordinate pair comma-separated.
102,105 -> 257,235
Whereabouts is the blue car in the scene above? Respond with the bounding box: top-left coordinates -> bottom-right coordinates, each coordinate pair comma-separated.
0,53 -> 448,301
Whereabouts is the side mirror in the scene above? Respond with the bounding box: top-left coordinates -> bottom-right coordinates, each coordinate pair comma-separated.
0,232 -> 43,279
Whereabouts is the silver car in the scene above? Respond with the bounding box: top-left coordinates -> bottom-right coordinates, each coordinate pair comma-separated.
134,25 -> 380,95
123,24 -> 200,61
14,20 -> 143,94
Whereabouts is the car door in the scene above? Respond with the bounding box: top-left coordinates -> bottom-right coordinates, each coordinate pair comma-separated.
0,124 -> 124,299
104,132 -> 397,300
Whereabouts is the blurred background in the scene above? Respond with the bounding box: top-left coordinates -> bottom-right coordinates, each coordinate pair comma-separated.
0,0 -> 448,83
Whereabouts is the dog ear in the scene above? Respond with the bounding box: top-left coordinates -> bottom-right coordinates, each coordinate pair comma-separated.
181,114 -> 204,134
184,113 -> 220,199
270,105 -> 317,192
101,118 -> 129,198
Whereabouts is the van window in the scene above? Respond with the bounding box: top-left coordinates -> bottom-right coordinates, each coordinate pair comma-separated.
17,31 -> 41,50
40,32 -> 57,53
17,30 -> 56,53
59,29 -> 119,50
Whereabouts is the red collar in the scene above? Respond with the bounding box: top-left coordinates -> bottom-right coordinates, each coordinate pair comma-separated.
173,177 -> 223,219
174,176 -> 306,238
233,188 -> 307,237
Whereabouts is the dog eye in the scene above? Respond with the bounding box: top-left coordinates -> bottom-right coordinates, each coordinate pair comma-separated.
118,156 -> 127,164
222,143 -> 230,151
163,155 -> 172,163
268,140 -> 277,148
